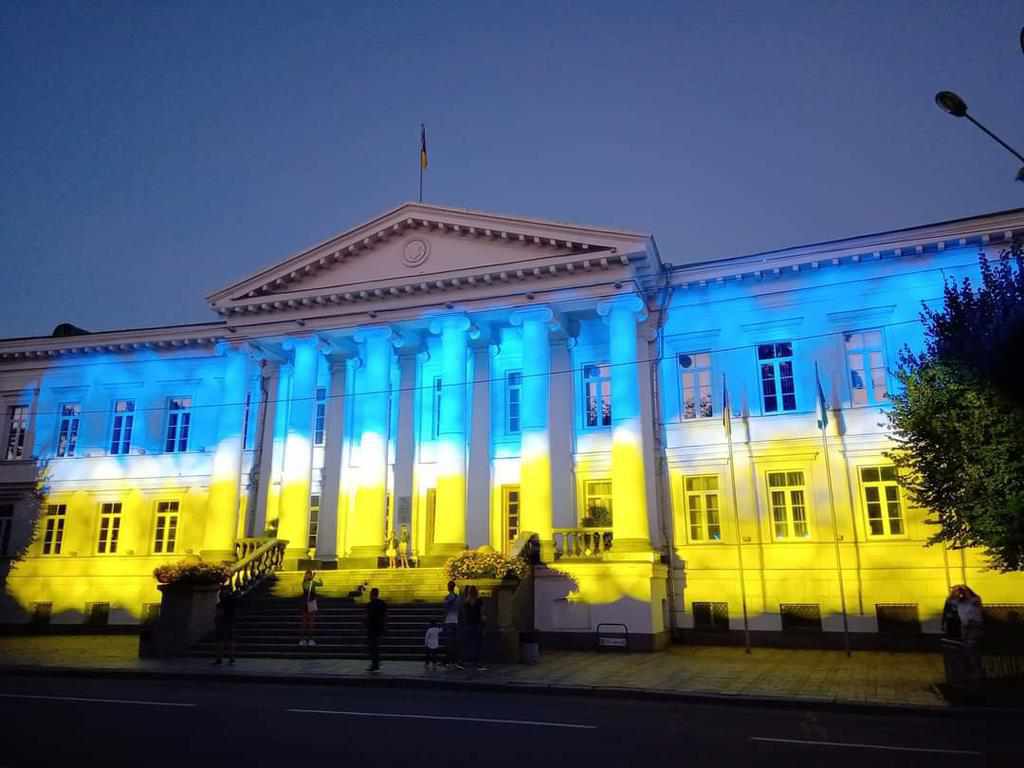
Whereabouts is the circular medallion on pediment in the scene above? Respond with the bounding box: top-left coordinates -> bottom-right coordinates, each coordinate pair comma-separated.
402,238 -> 430,268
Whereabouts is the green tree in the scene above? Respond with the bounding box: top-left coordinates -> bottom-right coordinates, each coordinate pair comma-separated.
887,241 -> 1024,571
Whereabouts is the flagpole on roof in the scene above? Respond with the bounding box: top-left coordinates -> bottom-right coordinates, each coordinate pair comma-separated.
723,374 -> 751,654
817,361 -> 852,657
419,123 -> 428,203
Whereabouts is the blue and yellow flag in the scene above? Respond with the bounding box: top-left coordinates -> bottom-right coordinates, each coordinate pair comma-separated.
420,124 -> 428,170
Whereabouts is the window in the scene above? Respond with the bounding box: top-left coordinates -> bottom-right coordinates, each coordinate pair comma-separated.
431,377 -> 443,439
692,602 -> 730,631
97,502 -> 122,554
503,486 -> 520,546
308,494 -> 320,550
582,480 -> 613,527
109,400 -> 135,455
4,405 -> 28,460
42,504 -> 66,555
757,342 -> 796,413
506,371 -> 522,434
583,364 -> 612,427
241,392 -> 253,450
56,403 -> 80,457
767,471 -> 809,539
679,353 -> 712,419
0,504 -> 12,557
313,388 -> 327,446
153,501 -> 179,554
860,466 -> 904,536
845,330 -> 888,405
685,476 -> 722,541
164,397 -> 192,453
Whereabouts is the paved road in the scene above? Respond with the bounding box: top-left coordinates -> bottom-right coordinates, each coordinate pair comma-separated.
0,674 -> 1017,767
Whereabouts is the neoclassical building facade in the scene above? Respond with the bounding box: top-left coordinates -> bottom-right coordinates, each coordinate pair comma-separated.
1,203 -> 1022,648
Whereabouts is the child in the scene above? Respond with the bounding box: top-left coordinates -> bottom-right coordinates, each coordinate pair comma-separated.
424,621 -> 442,670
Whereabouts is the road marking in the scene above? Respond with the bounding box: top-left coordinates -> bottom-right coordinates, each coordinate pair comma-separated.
750,736 -> 982,756
289,708 -> 596,730
0,693 -> 196,708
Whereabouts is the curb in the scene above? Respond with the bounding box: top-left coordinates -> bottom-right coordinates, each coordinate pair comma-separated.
5,663 -> 1017,717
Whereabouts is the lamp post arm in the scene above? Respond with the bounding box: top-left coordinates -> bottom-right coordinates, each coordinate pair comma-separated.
966,114 -> 1024,164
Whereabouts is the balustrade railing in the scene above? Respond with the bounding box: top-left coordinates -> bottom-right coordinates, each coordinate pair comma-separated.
553,527 -> 613,560
227,537 -> 287,596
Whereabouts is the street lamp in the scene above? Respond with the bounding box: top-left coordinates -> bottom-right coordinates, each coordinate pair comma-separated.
934,90 -> 1024,182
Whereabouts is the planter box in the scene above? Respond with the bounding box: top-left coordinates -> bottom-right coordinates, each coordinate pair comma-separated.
140,583 -> 220,659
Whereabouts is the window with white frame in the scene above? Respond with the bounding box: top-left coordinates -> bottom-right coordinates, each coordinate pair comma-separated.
431,377 -> 443,439
97,502 -> 122,554
42,504 -> 66,555
845,330 -> 888,406
679,353 -> 713,419
313,387 -> 327,446
506,371 -> 522,434
109,400 -> 135,455
860,466 -> 904,536
164,397 -> 192,453
56,403 -> 81,458
308,494 -> 320,550
757,343 -> 796,413
153,501 -> 179,554
685,475 -> 722,541
0,504 -> 12,557
582,479 -> 613,527
767,471 -> 809,539
583,364 -> 612,427
4,405 -> 28,460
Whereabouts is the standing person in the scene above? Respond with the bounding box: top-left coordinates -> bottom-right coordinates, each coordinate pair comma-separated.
366,587 -> 387,672
462,585 -> 486,672
942,585 -> 963,640
213,582 -> 237,665
424,621 -> 442,670
398,523 -> 411,569
386,534 -> 398,569
442,580 -> 461,669
957,586 -> 986,688
300,570 -> 323,647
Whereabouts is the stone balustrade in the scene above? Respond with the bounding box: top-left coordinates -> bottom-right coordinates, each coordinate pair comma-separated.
553,527 -> 614,560
227,537 -> 287,596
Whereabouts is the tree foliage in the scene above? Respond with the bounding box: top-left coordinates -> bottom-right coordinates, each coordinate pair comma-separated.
887,241 -> 1024,571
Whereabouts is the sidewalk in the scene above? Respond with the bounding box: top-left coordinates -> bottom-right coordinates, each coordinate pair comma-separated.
0,635 -> 948,710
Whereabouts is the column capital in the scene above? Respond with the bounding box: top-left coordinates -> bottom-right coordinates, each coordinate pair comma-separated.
427,313 -> 479,339
596,294 -> 648,323
508,306 -> 555,328
352,325 -> 394,344
280,336 -> 317,352
241,341 -> 287,364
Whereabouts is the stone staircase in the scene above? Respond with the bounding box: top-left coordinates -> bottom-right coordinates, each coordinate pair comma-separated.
191,568 -> 450,660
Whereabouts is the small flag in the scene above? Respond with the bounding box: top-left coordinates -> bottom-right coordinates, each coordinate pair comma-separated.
420,124 -> 428,170
815,361 -> 829,431
722,373 -> 732,439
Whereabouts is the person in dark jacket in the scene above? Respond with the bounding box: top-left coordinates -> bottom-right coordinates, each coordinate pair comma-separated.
366,587 -> 387,672
461,585 -> 486,671
214,583 -> 237,665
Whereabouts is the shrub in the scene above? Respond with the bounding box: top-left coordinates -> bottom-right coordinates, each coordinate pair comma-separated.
153,559 -> 231,586
443,550 -> 529,581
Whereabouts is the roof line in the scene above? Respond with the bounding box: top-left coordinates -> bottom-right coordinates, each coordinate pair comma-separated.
0,319 -> 227,346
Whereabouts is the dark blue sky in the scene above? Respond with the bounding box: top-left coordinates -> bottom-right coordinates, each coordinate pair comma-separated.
2,1 -> 1021,338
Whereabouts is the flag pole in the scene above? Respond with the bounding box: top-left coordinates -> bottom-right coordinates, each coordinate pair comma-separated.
418,123 -> 426,203
817,362 -> 851,657
723,374 -> 751,654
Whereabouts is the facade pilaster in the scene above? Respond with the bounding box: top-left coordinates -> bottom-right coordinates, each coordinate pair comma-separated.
597,295 -> 653,554
202,345 -> 250,559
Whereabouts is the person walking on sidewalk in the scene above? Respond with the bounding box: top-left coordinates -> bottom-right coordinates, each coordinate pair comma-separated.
442,580 -> 461,669
213,582 -> 237,665
366,587 -> 387,672
462,585 -> 486,672
300,570 -> 323,647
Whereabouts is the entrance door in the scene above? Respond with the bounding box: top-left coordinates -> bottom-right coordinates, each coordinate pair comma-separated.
424,488 -> 436,555
502,485 -> 520,554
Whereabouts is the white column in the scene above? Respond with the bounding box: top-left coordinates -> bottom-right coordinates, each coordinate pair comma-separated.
317,356 -> 347,561
428,314 -> 474,555
510,307 -> 555,559
549,338 -> 576,529
278,338 -> 318,560
253,360 -> 280,536
202,345 -> 250,559
466,342 -> 491,549
393,349 -> 418,553
597,295 -> 653,553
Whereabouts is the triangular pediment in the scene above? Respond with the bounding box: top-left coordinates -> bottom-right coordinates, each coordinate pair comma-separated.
207,203 -> 658,319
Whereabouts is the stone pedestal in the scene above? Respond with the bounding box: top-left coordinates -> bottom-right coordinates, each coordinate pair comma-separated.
140,583 -> 220,658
